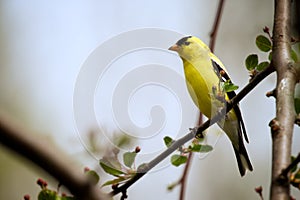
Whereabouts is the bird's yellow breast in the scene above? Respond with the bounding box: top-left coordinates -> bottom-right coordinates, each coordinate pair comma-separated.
183,59 -> 223,119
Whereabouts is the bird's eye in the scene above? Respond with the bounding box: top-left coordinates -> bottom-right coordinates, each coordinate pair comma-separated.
184,41 -> 190,46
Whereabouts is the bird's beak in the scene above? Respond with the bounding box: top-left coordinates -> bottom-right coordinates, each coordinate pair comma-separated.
168,44 -> 179,52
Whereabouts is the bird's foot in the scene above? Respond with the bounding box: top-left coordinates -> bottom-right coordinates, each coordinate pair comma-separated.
189,127 -> 204,139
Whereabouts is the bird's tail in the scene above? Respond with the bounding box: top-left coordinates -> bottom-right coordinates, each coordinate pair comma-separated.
233,144 -> 253,176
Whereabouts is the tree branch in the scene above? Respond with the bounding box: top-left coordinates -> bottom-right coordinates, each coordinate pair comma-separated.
0,113 -> 107,200
110,63 -> 275,197
270,0 -> 296,199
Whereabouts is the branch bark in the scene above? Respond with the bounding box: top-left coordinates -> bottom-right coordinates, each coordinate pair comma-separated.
0,113 -> 107,200
270,0 -> 297,199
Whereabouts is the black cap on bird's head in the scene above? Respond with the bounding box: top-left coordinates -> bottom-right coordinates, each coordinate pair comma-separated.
175,36 -> 192,46
168,36 -> 192,52
168,36 -> 211,61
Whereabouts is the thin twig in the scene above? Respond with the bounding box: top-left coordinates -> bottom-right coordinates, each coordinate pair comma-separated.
110,63 -> 275,197
0,113 -> 107,200
209,0 -> 225,52
179,152 -> 193,200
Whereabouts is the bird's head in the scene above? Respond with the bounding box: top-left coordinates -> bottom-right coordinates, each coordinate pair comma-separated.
168,36 -> 210,61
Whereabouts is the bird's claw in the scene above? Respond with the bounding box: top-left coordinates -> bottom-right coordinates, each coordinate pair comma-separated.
189,127 -> 204,139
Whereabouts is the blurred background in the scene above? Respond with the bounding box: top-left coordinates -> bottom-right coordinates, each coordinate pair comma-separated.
0,1 -> 299,199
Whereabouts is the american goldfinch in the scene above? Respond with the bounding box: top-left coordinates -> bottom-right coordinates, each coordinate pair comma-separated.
169,36 -> 253,176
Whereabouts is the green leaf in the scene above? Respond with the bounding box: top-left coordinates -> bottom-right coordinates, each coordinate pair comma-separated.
223,81 -> 239,92
189,144 -> 213,153
101,177 -> 127,187
171,154 -> 187,167
257,61 -> 270,71
291,156 -> 298,173
256,35 -> 272,52
85,170 -> 100,185
295,98 -> 300,114
291,49 -> 298,62
163,136 -> 174,147
99,159 -> 125,177
38,189 -> 57,200
295,169 -> 300,179
268,52 -> 273,61
245,54 -> 258,70
123,152 -> 137,168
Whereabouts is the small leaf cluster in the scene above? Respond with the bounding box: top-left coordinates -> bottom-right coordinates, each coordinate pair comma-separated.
163,136 -> 213,167
100,146 -> 141,187
245,34 -> 272,73
290,156 -> 300,190
246,27 -> 300,116
245,27 -> 299,75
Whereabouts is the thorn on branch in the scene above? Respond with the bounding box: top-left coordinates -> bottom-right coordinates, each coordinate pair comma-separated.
254,186 -> 264,200
269,119 -> 280,134
266,89 -> 277,98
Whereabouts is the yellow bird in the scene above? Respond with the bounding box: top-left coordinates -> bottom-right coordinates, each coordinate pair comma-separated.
169,36 -> 253,176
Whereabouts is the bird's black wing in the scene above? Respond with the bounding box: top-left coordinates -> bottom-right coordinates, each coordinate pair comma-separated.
211,59 -> 249,143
